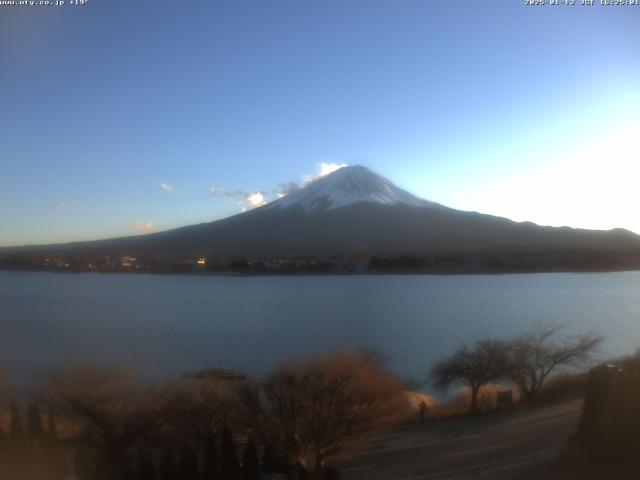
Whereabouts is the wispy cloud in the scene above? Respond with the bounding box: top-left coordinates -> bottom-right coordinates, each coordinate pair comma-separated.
160,182 -> 173,192
210,162 -> 350,209
208,187 -> 266,210
208,187 -> 246,201
53,201 -> 70,210
132,221 -> 155,233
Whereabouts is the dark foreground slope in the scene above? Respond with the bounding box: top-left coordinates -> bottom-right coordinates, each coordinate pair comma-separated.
2,202 -> 640,264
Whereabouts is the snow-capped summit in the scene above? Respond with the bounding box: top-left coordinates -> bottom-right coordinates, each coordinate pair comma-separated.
267,165 -> 439,213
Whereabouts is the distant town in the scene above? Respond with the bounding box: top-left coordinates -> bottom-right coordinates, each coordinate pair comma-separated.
0,253 -> 360,274
3,249 -> 640,275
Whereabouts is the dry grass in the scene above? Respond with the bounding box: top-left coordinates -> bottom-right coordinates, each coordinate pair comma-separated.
418,372 -> 589,422
403,384 -> 521,421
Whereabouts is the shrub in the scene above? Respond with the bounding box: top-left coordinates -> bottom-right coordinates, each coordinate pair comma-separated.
240,353 -> 406,479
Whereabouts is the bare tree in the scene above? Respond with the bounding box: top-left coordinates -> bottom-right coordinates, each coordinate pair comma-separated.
431,339 -> 509,415
239,353 -> 406,479
165,379 -> 239,444
42,366 -> 177,480
506,325 -> 602,402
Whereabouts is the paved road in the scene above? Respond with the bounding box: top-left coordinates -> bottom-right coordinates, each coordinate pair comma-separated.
337,401 -> 584,480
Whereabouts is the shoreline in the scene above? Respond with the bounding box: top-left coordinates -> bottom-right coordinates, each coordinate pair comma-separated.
2,266 -> 640,277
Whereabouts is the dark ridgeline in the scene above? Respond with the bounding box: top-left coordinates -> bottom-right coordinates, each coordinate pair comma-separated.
2,166 -> 640,274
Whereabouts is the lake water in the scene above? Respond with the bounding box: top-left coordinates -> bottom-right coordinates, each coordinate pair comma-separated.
2,270 -> 640,387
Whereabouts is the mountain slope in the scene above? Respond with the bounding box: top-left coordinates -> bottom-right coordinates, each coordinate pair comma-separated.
2,166 -> 640,263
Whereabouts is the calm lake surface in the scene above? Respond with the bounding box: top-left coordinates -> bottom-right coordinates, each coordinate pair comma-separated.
2,270 -> 640,386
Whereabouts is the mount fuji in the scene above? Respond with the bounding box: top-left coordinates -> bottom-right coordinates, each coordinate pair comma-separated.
3,165 -> 640,272
267,165 -> 438,213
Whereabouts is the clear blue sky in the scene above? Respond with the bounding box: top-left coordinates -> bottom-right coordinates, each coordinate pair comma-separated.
1,0 -> 639,246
